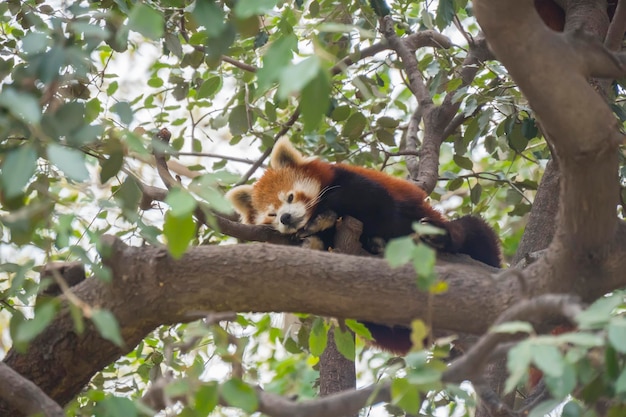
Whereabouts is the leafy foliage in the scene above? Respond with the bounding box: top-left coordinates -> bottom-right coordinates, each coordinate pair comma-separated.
0,0 -> 625,417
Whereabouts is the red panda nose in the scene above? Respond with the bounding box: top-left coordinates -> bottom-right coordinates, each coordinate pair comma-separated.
280,213 -> 292,225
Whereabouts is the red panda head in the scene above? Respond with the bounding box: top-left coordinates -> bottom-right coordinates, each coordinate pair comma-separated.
226,138 -> 324,234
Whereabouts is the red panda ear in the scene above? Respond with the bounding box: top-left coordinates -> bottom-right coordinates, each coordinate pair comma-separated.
271,137 -> 307,168
225,185 -> 256,224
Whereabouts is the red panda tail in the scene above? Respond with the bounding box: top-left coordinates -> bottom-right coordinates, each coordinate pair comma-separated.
444,216 -> 501,268
362,322 -> 413,355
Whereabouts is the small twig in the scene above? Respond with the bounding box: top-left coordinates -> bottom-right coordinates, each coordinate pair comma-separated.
176,151 -> 262,166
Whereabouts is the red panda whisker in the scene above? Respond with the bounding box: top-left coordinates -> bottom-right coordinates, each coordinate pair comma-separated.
307,185 -> 340,209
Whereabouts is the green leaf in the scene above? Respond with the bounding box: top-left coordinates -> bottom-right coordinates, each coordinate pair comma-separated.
111,101 -> 133,125
412,242 -> 436,279
91,308 -> 124,346
608,317 -> 626,353
128,3 -> 164,40
197,76 -> 222,99
192,0 -> 226,38
99,150 -> 124,184
528,399 -> 563,417
2,144 -> 38,198
561,401 -> 583,417
333,326 -> 355,361
532,344 -> 564,378
435,0 -> 455,30
616,367 -> 626,393
345,319 -> 372,340
385,236 -> 415,267
301,69 -> 331,132
47,143 -> 90,182
257,34 -> 297,93
391,378 -> 421,414
470,183 -> 482,205
22,32 -> 50,54
195,382 -> 219,414
277,56 -> 321,99
544,362 -> 576,399
453,154 -> 473,170
508,123 -> 528,152
221,379 -> 258,413
342,112 -> 366,139
309,317 -> 328,356
15,302 -> 57,344
99,396 -> 138,417
490,321 -> 533,334
234,0 -> 279,18
165,188 -> 198,218
505,341 -> 531,393
163,210 -> 196,258
228,105 -> 250,136
577,293 -> 624,329
0,89 -> 42,124
116,176 -> 141,212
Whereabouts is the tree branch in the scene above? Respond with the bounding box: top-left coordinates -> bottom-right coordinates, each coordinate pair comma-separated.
0,363 -> 65,417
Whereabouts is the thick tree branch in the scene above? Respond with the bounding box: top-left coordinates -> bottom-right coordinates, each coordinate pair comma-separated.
606,0 -> 626,50
474,0 -> 623,290
0,363 -> 65,417
1,238 -> 505,414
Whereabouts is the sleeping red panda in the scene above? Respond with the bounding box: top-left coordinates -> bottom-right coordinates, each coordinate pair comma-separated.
226,138 -> 501,354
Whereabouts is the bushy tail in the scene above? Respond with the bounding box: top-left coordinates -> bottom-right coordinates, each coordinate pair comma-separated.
445,216 -> 501,267
362,321 -> 413,355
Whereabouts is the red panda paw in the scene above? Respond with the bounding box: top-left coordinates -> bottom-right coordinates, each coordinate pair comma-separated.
301,236 -> 326,251
417,218 -> 450,250
297,210 -> 339,237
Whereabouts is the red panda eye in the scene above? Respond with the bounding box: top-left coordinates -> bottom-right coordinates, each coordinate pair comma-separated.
287,194 -> 294,203
268,213 -> 277,217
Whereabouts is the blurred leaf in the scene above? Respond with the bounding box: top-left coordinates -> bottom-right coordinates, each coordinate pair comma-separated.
309,317 -> 328,356
92,308 -> 124,347
532,344 -> 564,378
608,317 -> 626,353
491,321 -> 533,334
257,34 -> 297,92
128,3 -> 163,40
47,144 -> 90,182
277,56 -> 321,99
385,236 -> 415,267
197,76 -> 222,99
391,378 -> 421,414
111,101 -> 133,125
228,105 -> 250,136
221,379 -> 258,413
234,0 -> 279,18
98,396 -> 137,417
333,326 -> 355,361
14,301 -> 57,345
342,112 -> 366,139
0,89 -> 42,124
195,382 -> 219,414
301,68 -> 331,131
116,176 -> 141,212
192,0 -> 226,38
505,341 -> 531,393
165,187 -> 198,218
163,210 -> 196,258
99,150 -> 124,184
1,144 -> 37,198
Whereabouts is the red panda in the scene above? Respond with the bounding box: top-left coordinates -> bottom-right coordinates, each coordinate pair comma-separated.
226,138 -> 501,354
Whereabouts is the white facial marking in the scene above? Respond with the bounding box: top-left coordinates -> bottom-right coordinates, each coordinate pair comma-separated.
272,178 -> 321,234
